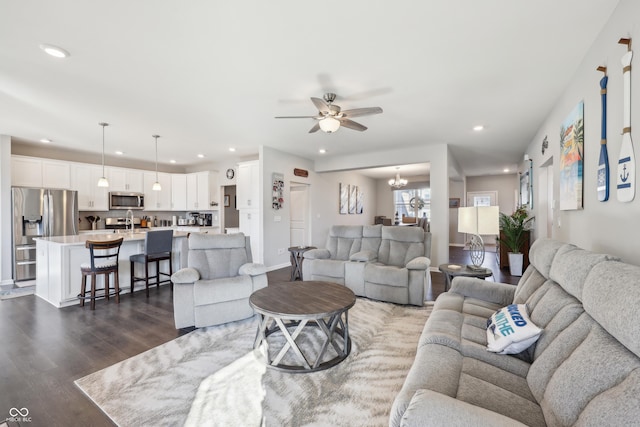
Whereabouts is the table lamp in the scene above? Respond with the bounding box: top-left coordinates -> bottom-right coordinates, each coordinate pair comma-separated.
458,206 -> 499,270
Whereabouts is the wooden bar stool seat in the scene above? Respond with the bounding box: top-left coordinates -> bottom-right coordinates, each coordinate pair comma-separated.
130,229 -> 173,297
79,237 -> 124,310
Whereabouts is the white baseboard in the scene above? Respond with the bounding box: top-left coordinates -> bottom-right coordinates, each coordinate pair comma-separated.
267,262 -> 290,272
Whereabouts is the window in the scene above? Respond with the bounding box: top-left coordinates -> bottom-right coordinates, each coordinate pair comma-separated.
394,187 -> 430,220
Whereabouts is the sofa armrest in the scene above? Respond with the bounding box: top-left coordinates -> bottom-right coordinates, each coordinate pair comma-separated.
406,256 -> 431,270
449,276 -> 515,306
239,262 -> 267,276
350,250 -> 377,262
171,267 -> 200,284
303,248 -> 331,260
400,389 -> 527,427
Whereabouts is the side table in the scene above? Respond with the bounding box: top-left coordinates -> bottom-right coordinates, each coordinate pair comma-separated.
438,263 -> 493,292
288,246 -> 316,281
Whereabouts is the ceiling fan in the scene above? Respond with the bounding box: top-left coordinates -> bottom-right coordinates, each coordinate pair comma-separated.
275,93 -> 383,133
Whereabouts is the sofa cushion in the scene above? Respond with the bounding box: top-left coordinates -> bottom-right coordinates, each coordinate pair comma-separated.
193,275 -> 253,305
189,247 -> 248,280
527,238 -> 568,280
486,304 -> 542,354
364,263 -> 408,287
582,261 -> 640,357
311,259 -> 346,278
326,225 -> 363,260
548,245 -> 619,301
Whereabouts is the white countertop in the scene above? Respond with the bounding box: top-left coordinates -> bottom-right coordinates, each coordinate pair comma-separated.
36,230 -> 190,246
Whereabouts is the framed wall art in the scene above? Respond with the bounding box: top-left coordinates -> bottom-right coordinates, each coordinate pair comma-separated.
559,101 -> 584,210
339,183 -> 349,214
349,185 -> 357,214
272,173 -> 284,210
356,187 -> 364,214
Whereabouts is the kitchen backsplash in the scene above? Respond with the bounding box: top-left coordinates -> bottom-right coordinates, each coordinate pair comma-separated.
78,210 -> 219,230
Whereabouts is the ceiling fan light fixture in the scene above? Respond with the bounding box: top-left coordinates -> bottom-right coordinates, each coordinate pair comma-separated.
319,116 -> 340,133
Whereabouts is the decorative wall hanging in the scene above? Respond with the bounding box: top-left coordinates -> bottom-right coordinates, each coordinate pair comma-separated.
349,185 -> 357,214
293,168 -> 308,178
520,171 -> 531,207
541,136 -> 548,155
559,101 -> 584,210
356,187 -> 364,214
272,173 -> 284,210
339,183 -> 348,214
224,195 -> 230,207
449,198 -> 460,208
597,66 -> 610,202
617,37 -> 635,202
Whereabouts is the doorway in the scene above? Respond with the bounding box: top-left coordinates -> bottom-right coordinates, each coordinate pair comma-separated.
222,185 -> 239,233
290,183 -> 310,247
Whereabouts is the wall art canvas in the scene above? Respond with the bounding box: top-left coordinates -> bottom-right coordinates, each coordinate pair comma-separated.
349,185 -> 357,214
559,101 -> 584,210
356,187 -> 364,214
272,173 -> 284,210
339,183 -> 348,214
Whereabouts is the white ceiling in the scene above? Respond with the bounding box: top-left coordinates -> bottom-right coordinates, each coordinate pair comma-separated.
0,1 -> 620,177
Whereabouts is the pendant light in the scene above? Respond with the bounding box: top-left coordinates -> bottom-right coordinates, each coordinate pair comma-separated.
152,135 -> 161,191
388,167 -> 408,189
97,122 -> 109,187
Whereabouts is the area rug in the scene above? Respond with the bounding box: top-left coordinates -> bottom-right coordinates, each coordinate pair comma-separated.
75,298 -> 432,427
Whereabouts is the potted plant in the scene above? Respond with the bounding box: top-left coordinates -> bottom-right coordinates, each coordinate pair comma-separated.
498,207 -> 534,276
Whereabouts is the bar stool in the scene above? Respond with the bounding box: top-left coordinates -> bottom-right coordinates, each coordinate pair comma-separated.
79,237 -> 124,310
130,229 -> 174,297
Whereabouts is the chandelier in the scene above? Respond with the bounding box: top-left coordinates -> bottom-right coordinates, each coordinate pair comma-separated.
388,169 -> 408,188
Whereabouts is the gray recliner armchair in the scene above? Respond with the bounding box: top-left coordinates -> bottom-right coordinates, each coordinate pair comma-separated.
170,232 -> 267,329
361,226 -> 431,306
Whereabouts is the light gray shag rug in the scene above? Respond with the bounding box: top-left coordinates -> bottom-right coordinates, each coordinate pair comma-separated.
75,298 -> 432,427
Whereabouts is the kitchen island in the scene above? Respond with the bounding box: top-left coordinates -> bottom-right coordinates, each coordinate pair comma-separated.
35,231 -> 190,308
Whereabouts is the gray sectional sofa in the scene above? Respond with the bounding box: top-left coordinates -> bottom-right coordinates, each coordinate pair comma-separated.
391,238 -> 640,426
302,225 -> 432,306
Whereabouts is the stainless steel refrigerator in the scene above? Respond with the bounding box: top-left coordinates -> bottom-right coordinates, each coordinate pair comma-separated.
12,187 -> 79,281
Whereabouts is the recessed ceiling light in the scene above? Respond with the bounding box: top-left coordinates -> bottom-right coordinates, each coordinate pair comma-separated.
319,149 -> 327,154
197,154 -> 205,158
473,125 -> 484,131
503,168 -> 510,173
40,138 -> 52,143
229,147 -> 236,152
170,159 -> 176,164
39,44 -> 70,58
115,150 -> 124,155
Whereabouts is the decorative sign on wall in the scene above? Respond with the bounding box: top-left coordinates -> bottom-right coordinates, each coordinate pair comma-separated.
559,101 -> 584,210
272,173 -> 284,210
294,168 -> 309,178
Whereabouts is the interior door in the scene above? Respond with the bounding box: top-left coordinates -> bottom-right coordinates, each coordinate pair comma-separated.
290,184 -> 309,247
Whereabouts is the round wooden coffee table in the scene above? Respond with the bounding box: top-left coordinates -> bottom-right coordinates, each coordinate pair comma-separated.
249,281 -> 356,373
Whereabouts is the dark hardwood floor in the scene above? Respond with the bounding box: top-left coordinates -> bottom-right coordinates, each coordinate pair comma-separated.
0,248 -> 519,426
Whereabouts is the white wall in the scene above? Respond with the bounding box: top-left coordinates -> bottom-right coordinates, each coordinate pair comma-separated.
525,0 -> 640,265
449,179 -> 465,245
1,136 -> 13,286
260,146 -> 377,269
315,144 -> 450,266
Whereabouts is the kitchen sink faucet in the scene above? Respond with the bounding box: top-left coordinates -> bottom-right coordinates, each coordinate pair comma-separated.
126,209 -> 134,233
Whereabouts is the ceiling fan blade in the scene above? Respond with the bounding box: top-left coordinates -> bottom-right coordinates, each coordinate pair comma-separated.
341,107 -> 383,118
311,97 -> 330,114
308,123 -> 321,133
275,115 -> 318,119
340,119 -> 368,132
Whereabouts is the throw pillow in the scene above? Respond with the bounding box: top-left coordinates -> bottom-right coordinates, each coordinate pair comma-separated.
486,304 -> 542,354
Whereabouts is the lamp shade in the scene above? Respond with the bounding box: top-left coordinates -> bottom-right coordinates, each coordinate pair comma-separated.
458,206 -> 499,235
319,117 -> 340,133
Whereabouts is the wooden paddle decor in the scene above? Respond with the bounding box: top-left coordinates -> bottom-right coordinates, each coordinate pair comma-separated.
617,38 -> 635,202
597,66 -> 610,201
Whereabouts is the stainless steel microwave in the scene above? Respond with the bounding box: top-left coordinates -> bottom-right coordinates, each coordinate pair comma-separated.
109,192 -> 144,210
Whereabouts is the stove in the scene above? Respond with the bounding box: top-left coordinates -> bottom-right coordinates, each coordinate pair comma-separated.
105,217 -> 143,230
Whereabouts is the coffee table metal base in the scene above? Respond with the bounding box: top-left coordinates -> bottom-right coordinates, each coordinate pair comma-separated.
254,311 -> 351,373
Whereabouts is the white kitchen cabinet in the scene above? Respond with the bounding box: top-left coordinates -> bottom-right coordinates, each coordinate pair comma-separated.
12,156 -> 72,189
143,171 -> 172,210
239,209 -> 261,263
108,167 -> 144,193
70,163 -> 109,210
42,159 -> 71,189
186,171 -> 213,211
236,160 -> 259,209
171,174 -> 187,211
